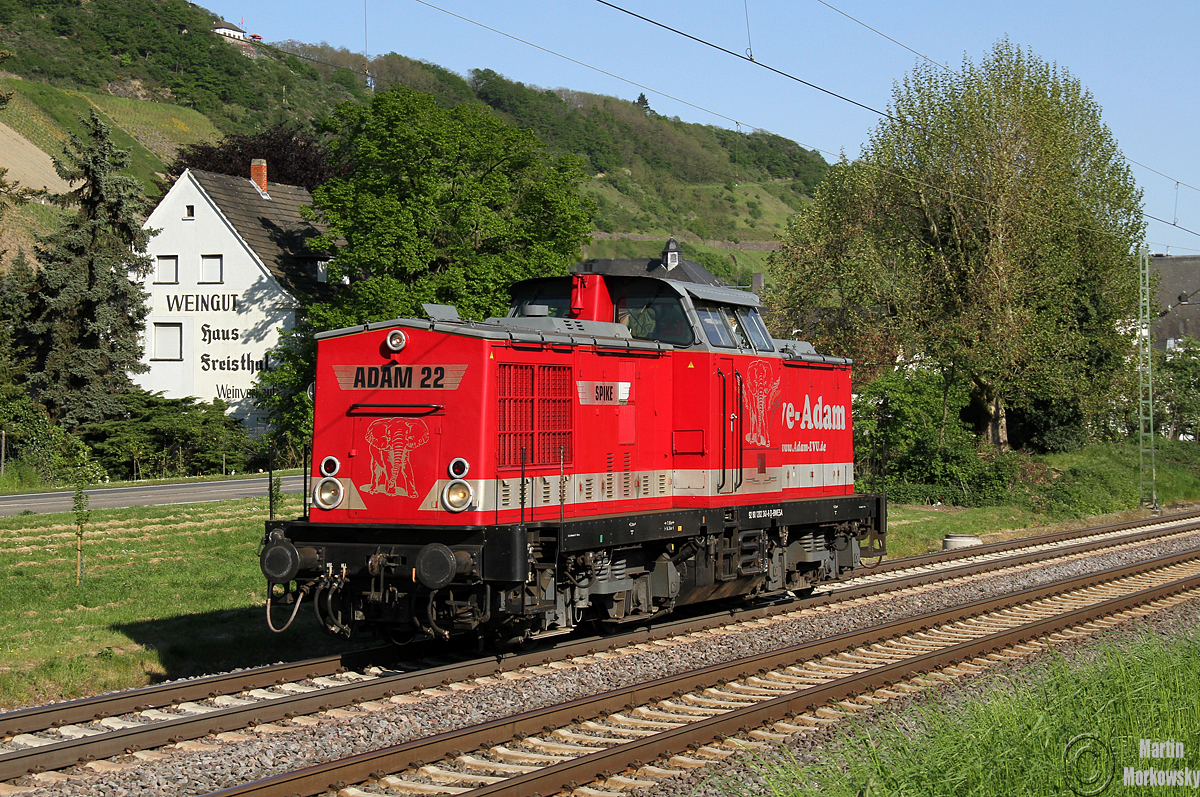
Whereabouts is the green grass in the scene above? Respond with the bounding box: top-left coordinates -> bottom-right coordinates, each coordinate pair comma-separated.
876,439 -> 1200,559
881,504 -> 1074,559
0,200 -> 65,270
741,632 -> 1200,796
0,496 -> 371,709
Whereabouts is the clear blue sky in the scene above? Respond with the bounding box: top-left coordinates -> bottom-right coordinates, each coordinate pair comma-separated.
209,0 -> 1200,256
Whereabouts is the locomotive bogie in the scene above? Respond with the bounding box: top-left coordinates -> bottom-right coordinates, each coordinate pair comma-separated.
263,242 -> 887,643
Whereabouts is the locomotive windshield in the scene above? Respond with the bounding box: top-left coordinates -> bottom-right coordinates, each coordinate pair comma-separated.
738,306 -> 774,351
695,301 -> 774,351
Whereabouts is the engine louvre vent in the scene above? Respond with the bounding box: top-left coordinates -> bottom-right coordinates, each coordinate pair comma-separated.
498,364 -> 573,468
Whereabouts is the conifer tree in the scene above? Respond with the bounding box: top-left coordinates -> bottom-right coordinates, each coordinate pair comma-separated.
27,111 -> 153,428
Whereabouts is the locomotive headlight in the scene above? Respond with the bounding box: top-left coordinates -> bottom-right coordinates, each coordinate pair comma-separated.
313,477 -> 344,510
385,328 -> 407,352
448,457 -> 470,479
319,456 -> 340,477
440,479 -> 473,512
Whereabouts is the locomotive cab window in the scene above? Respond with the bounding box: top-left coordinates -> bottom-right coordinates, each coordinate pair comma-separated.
613,281 -> 694,346
509,279 -> 572,318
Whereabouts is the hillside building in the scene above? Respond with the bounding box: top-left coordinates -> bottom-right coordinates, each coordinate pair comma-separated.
134,161 -> 329,430
212,20 -> 247,40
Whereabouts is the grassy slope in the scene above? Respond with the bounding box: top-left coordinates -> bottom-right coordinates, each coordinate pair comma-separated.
0,78 -> 223,271
880,441 -> 1200,558
0,78 -> 168,193
77,89 -> 221,163
0,78 -> 218,189
0,496 -> 373,709
0,200 -> 61,265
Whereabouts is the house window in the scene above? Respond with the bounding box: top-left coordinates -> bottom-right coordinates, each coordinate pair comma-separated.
317,260 -> 329,283
184,205 -> 195,219
200,254 -> 223,284
155,255 -> 179,284
153,323 -> 183,361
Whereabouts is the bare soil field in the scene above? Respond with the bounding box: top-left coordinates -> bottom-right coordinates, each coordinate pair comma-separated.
0,120 -> 69,193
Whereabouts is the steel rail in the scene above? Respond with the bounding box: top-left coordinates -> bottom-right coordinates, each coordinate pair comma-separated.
3,511 -> 1195,780
0,646 -> 400,738
853,507 -> 1200,578
200,548 -> 1200,797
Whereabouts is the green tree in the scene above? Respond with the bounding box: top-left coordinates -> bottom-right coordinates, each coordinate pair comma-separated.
164,122 -> 342,192
26,111 -> 154,429
255,87 -> 594,449
768,40 -> 1143,450
77,393 -> 252,480
1158,338 -> 1200,441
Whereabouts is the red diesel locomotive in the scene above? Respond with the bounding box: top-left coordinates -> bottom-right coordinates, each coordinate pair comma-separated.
260,239 -> 886,643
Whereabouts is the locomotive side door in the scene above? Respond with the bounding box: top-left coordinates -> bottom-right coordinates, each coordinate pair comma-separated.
717,356 -> 744,494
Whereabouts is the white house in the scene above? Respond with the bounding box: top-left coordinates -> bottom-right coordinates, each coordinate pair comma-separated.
212,20 -> 247,41
135,162 -> 328,430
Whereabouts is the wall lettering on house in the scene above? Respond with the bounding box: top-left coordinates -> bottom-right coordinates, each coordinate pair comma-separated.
200,324 -> 240,344
216,384 -> 282,401
201,352 -> 271,373
164,293 -> 240,312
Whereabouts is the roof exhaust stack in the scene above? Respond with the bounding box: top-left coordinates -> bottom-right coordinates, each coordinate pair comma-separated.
251,159 -> 267,192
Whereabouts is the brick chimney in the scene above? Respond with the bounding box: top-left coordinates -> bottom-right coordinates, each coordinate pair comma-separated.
250,159 -> 267,192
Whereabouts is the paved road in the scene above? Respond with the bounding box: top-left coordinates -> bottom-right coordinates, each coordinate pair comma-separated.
0,475 -> 306,517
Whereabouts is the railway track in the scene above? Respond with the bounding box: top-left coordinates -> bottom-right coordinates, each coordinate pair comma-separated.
2,510 -> 1198,791
204,549 -> 1200,797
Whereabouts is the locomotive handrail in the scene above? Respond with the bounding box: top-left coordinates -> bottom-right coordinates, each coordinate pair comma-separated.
734,369 -> 745,491
716,368 -> 727,493
346,403 -> 444,416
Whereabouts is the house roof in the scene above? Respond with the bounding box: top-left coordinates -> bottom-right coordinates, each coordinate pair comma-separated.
188,169 -> 330,299
213,20 -> 245,32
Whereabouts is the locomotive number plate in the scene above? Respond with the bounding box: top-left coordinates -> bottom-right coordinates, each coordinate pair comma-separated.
332,364 -> 468,390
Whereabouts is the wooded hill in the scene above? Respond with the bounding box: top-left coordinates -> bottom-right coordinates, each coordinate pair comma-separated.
0,0 -> 828,278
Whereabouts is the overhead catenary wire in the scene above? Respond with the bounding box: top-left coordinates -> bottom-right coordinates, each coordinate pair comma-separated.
592,0 -> 1200,242
811,0 -> 1200,237
592,0 -> 893,121
409,0 -> 755,133
742,0 -> 754,61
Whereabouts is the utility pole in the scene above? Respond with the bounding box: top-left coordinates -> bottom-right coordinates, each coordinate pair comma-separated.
1138,247 -> 1159,513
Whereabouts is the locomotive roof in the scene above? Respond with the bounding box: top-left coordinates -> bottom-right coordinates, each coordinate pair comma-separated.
570,253 -> 761,309
570,254 -> 724,287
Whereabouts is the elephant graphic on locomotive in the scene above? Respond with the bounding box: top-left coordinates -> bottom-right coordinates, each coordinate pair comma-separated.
260,239 -> 886,644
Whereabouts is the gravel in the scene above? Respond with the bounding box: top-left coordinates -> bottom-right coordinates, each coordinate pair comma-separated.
10,529 -> 1200,797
